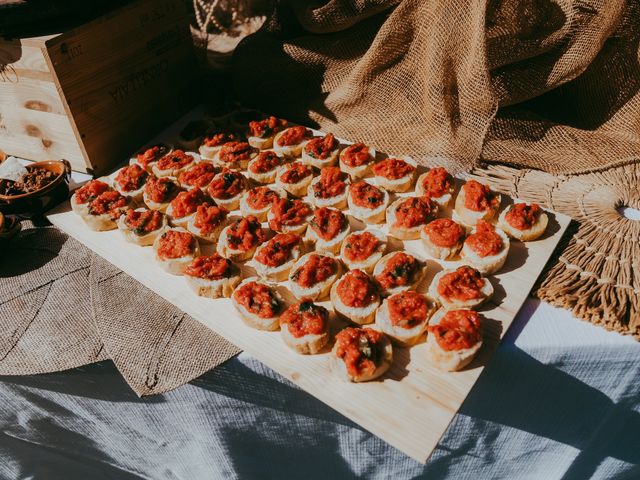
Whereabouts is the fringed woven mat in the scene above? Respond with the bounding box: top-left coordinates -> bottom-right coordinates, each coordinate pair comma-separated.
471,163 -> 640,339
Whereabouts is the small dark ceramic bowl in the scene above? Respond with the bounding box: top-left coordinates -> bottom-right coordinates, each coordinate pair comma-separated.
0,159 -> 71,217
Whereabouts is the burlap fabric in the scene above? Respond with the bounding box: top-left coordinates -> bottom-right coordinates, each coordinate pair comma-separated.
232,0 -> 640,337
0,222 -> 240,395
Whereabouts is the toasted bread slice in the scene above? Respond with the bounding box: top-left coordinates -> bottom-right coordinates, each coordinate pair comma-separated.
375,293 -> 436,346
461,225 -> 510,274
330,278 -> 380,325
232,277 -> 282,331
117,208 -> 168,246
428,268 -> 493,310
425,309 -> 483,371
498,205 -> 549,241
152,228 -> 200,275
331,329 -> 393,382
338,144 -> 376,179
454,184 -> 501,227
288,253 -> 342,301
339,229 -> 387,274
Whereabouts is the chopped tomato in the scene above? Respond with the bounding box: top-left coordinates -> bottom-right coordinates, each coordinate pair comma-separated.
291,254 -> 336,287
157,230 -> 195,260
427,309 -> 482,351
421,167 -> 452,198
505,203 -> 541,230
335,327 -> 384,378
393,196 -> 434,228
387,291 -> 428,328
246,187 -> 281,210
184,254 -> 232,280
424,218 -> 465,248
115,164 -> 147,192
280,300 -> 328,338
218,142 -> 256,164
280,162 -> 313,184
463,180 -> 498,212
135,144 -> 169,169
144,176 -> 180,204
233,281 -> 281,318
170,188 -> 206,219
268,198 -> 311,231
310,207 -> 346,241
225,216 -> 265,252
375,252 -> 420,290
203,131 -> 240,147
305,133 -> 338,159
437,266 -> 484,301
88,190 -> 127,219
277,126 -> 310,146
156,150 -> 194,171
207,170 -> 245,199
341,143 -> 371,167
343,231 -> 380,262
249,151 -> 281,174
124,209 -> 164,234
349,181 -> 384,209
465,220 -> 503,257
193,203 -> 228,235
312,166 -> 347,199
254,233 -> 301,267
372,158 -> 414,179
177,162 -> 216,189
337,270 -> 377,308
249,116 -> 287,138
74,180 -> 110,204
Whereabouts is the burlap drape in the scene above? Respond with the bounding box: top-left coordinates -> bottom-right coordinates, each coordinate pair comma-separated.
232,0 -> 640,337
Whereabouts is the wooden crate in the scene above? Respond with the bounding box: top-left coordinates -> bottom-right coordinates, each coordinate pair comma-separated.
0,0 -> 199,175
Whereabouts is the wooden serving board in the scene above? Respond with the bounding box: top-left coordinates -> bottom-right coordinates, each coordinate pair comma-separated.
45,115 -> 570,462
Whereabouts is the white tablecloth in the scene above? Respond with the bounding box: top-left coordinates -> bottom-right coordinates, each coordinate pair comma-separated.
0,298 -> 638,479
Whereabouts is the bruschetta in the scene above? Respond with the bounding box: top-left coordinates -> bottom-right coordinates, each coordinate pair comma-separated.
183,253 -> 241,298
306,207 -> 350,254
267,197 -> 313,235
428,265 -> 493,310
375,291 -> 436,346
332,327 -> 393,382
71,179 -> 111,217
289,252 -> 341,301
130,143 -> 171,172
421,218 -> 465,260
153,227 -> 200,275
82,190 -> 129,231
338,143 -> 375,179
143,176 -> 182,212
339,229 -> 387,274
275,161 -> 314,197
247,116 -> 288,150
373,251 -> 425,297
246,150 -> 284,184
239,186 -> 286,222
199,130 -> 242,160
454,180 -> 501,226
330,269 -> 380,325
216,216 -> 267,261
308,166 -> 350,209
213,141 -> 258,170
253,233 -> 304,281
415,166 -> 455,207
461,220 -> 510,274
151,149 -> 198,178
386,196 -> 437,240
113,164 -> 148,203
372,157 -> 416,193
426,309 -> 483,371
206,169 -> 247,211
301,133 -> 340,168
117,207 -> 168,246
232,277 -> 283,331
187,203 -> 229,243
279,300 -> 330,355
498,202 -> 548,241
177,161 -> 217,191
347,181 -> 389,224
273,125 -> 313,158
165,188 -> 207,228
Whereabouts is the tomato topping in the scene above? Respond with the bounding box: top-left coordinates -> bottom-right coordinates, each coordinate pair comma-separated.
305,133 -> 339,159
343,231 -> 380,262
184,254 -> 232,280
207,170 -> 246,199
387,291 -> 429,328
465,220 -> 503,257
312,166 -> 347,199
124,209 -> 164,234
372,158 -> 414,180
177,162 -> 216,189
193,203 -> 228,235
424,218 -> 465,248
88,190 -> 127,219
437,266 -> 484,301
393,196 -> 434,228
277,126 -> 310,146
249,116 -> 287,138
156,230 -> 195,260
218,142 -> 256,164
349,181 -> 384,209
156,150 -> 194,171
269,198 -> 311,231
280,300 -> 328,338
428,309 -> 482,351
234,281 -> 281,318
280,162 -> 313,184
310,207 -> 346,241
421,167 -> 452,198
203,131 -> 240,147
291,254 -> 336,287
463,180 -> 499,212
375,252 -> 420,290
144,176 -> 180,204
335,327 -> 384,378
169,188 -> 206,219
115,164 -> 147,192
341,143 -> 371,167
246,187 -> 281,210
255,233 -> 301,267
74,180 -> 110,204
249,151 -> 281,174
135,144 -> 169,169
225,216 -> 265,252
337,269 -> 377,308
505,203 -> 541,230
